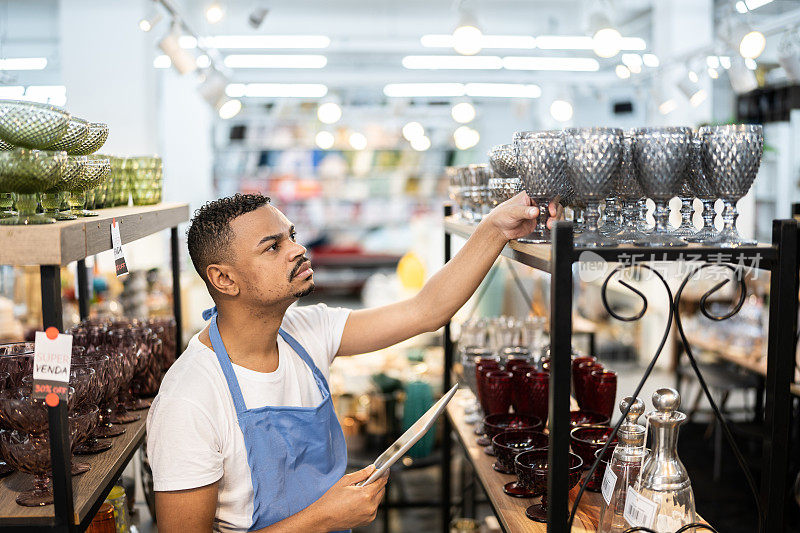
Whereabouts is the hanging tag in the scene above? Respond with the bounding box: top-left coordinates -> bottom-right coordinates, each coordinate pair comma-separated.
32,327 -> 72,400
111,218 -> 128,277
623,486 -> 657,529
601,466 -> 618,505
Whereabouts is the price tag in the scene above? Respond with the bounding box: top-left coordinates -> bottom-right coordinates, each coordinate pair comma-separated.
623,486 -> 657,529
111,218 -> 128,277
601,466 -> 617,505
32,327 -> 72,400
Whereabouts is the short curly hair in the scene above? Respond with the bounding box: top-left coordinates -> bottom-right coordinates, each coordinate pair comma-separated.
186,193 -> 271,286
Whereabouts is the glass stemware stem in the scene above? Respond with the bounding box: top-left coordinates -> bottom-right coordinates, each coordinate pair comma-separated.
0,193 -> 55,225
614,200 -> 647,243
637,198 -> 650,232
584,201 -> 601,235
40,193 -> 76,221
0,192 -> 14,218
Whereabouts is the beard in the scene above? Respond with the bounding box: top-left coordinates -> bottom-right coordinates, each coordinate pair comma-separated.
293,282 -> 315,299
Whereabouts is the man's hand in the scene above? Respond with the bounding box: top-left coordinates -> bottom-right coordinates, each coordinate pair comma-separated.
309,465 -> 388,531
482,191 -> 564,241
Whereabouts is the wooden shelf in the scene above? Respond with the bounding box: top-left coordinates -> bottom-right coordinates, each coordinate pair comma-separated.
0,412 -> 147,527
447,389 -> 600,532
0,203 -> 190,266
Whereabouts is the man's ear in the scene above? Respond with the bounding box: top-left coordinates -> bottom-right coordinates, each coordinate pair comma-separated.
207,264 -> 240,297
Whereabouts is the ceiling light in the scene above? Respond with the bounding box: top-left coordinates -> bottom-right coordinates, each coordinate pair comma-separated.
615,65 -> 631,79
451,102 -> 476,123
534,35 -> 644,51
678,78 -> 707,106
196,54 -> 211,68
420,34 -> 536,49
226,83 -> 328,98
159,28 -> 197,75
411,136 -> 432,151
317,102 -> 342,124
207,35 -> 331,49
659,99 -> 677,114
402,122 -> 425,141
452,10 -> 483,55
643,54 -> 659,67
706,56 -> 720,69
0,57 -> 47,71
745,57 -> 758,70
453,126 -> 480,150
179,35 -> 198,49
218,98 -> 242,119
708,67 -> 720,79
688,71 -> 699,83
720,56 -> 732,69
735,1 -> 749,13
629,63 -> 641,74
205,2 -> 224,23
139,8 -> 163,32
315,131 -> 335,150
745,0 -> 773,9
0,86 -> 24,99
349,132 -> 367,150
223,54 -> 327,68
740,30 -> 766,59
622,54 -> 642,68
550,99 -> 573,122
153,55 -> 171,68
593,28 -> 623,58
465,83 -> 541,98
383,83 -> 465,98
502,56 -> 599,71
728,57 -> 759,93
402,55 -> 502,70
23,85 -> 67,106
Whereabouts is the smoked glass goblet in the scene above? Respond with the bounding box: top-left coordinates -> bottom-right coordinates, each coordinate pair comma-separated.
684,135 -> 719,243
515,133 -> 567,243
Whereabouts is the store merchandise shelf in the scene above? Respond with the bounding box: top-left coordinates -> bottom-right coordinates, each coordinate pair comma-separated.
687,336 -> 800,397
0,202 -> 190,266
0,413 -> 146,529
446,389 -> 600,532
444,215 -> 778,269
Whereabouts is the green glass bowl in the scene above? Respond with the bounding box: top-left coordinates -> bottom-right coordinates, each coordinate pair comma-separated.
0,138 -> 13,151
0,148 -> 66,193
54,156 -> 88,192
46,116 -> 90,152
69,157 -> 110,192
69,122 -> 108,156
0,100 -> 70,150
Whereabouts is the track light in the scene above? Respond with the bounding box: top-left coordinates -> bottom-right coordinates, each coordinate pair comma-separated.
678,75 -> 707,107
248,7 -> 269,29
206,2 -> 224,24
139,8 -> 163,32
158,25 -> 198,75
452,10 -> 482,55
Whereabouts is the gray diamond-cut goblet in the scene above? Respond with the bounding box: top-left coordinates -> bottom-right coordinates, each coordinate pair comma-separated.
672,179 -> 697,239
515,134 -> 565,243
632,127 -> 692,247
564,127 -> 623,247
0,100 -> 70,150
488,145 -> 522,207
69,122 -> 108,156
468,164 -> 491,222
0,149 -> 66,225
699,124 -> 763,247
613,131 -> 648,243
684,135 -> 719,243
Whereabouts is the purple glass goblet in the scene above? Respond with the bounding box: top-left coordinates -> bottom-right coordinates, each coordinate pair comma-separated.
570,425 -> 618,471
515,450 -> 583,522
483,413 -> 542,457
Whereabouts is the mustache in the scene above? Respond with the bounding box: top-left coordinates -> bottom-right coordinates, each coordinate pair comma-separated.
289,257 -> 311,280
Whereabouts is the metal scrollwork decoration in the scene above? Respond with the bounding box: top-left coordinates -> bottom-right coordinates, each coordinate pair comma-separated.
568,261 -> 764,533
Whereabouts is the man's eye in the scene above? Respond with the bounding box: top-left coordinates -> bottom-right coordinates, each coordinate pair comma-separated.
269,242 -> 279,251
290,232 -> 297,241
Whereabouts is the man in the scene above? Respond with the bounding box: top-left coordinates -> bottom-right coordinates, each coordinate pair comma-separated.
147,191 -> 556,532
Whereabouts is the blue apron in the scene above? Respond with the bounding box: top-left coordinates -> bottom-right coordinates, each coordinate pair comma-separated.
203,307 -> 348,531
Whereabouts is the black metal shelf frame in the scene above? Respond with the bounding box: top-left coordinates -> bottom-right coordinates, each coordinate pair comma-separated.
441,206 -> 798,533
1,227 -> 184,533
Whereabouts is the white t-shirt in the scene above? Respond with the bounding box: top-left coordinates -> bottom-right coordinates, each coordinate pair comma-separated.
146,303 -> 351,533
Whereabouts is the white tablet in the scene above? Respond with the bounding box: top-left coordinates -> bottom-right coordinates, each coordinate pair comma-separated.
357,383 -> 459,486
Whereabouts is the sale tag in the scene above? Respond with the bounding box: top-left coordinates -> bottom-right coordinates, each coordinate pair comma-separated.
623,486 -> 657,529
32,328 -> 72,400
601,466 -> 618,505
111,218 -> 128,277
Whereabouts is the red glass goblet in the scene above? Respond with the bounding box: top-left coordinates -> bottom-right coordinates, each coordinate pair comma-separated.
0,345 -> 34,389
587,369 -> 617,420
515,450 -> 583,522
571,356 -> 595,401
570,410 -> 611,429
73,353 -> 116,452
492,429 -> 547,474
586,445 -> 614,492
483,413 -> 542,456
93,350 -> 126,438
513,371 -> 549,423
575,360 -> 602,411
483,370 -> 513,416
474,357 -> 500,445
570,425 -> 618,471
